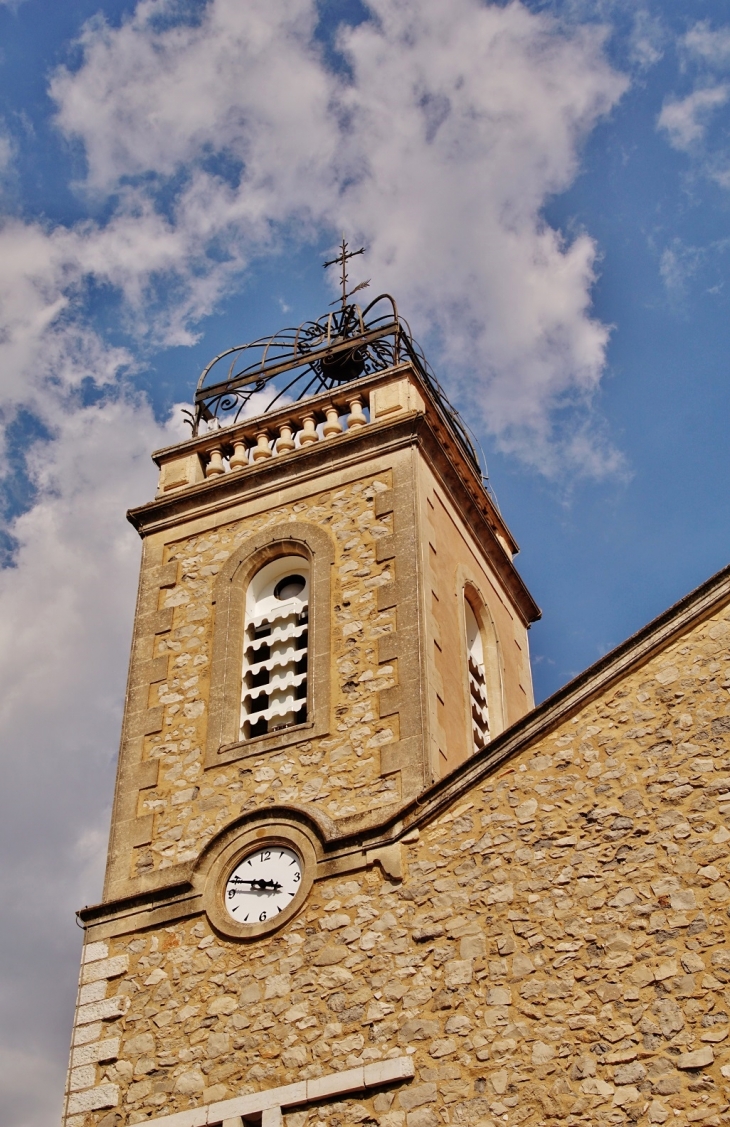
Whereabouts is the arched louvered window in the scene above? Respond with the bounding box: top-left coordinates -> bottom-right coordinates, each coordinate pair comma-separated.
465,599 -> 489,752
241,556 -> 309,740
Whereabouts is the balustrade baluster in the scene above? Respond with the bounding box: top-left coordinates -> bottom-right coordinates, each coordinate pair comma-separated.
275,423 -> 296,454
322,405 -> 344,439
299,413 -> 319,445
229,439 -> 248,470
346,397 -> 367,430
205,447 -> 225,477
251,431 -> 272,461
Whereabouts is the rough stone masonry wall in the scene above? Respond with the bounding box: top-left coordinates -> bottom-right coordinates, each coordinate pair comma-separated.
73,600 -> 730,1127
135,473 -> 398,879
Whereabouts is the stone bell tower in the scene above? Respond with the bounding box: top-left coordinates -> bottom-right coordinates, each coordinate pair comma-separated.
62,282 -> 539,1127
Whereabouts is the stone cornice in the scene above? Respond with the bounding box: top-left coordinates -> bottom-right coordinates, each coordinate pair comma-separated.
129,407 -> 540,627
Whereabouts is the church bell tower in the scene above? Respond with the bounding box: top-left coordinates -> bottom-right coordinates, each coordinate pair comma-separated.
62,266 -> 539,1127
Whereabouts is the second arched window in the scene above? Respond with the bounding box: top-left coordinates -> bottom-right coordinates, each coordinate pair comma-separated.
464,598 -> 490,752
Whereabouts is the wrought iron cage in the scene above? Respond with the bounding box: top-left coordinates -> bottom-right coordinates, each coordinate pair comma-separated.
188,293 -> 480,471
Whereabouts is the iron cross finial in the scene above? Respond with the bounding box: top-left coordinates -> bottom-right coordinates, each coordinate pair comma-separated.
323,236 -> 369,311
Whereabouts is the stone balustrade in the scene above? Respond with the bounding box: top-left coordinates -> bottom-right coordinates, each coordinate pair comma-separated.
153,371 -> 426,496
201,394 -> 369,479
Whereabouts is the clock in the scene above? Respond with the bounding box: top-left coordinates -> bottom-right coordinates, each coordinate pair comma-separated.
203,822 -> 316,940
225,844 -> 303,925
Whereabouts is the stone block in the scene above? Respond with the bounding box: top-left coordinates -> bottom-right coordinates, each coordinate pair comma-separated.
157,559 -> 179,588
147,1109 -> 207,1127
364,1057 -> 414,1086
398,1083 -> 436,1110
676,1047 -> 714,1069
73,1022 -> 102,1046
141,707 -> 164,736
377,582 -> 398,611
374,490 -> 394,517
83,942 -> 109,964
157,453 -> 204,494
376,536 -> 396,563
207,1093 -> 262,1121
614,1062 -> 646,1085
613,1085 -> 640,1107
76,996 -> 129,1025
532,1042 -> 555,1065
174,1067 -> 205,1094
270,1081 -> 308,1109
444,960 -> 472,988
81,955 -> 129,984
515,799 -> 537,824
460,934 -> 486,959
377,632 -> 399,663
378,685 -> 402,719
486,986 -> 511,1006
69,1065 -> 97,1092
370,382 -> 408,420
79,980 -> 107,1005
66,1084 -> 119,1115
72,1038 -> 120,1067
137,758 -> 161,789
307,1067 -> 364,1100
406,1110 -> 439,1127
153,607 -> 174,635
312,945 -> 348,966
129,815 -> 154,847
670,888 -> 696,911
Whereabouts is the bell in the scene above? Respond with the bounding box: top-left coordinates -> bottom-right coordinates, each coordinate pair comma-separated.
320,346 -> 365,383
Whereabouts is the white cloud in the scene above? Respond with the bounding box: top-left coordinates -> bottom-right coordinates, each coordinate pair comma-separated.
48,0 -> 627,477
658,84 -> 729,151
628,8 -> 665,69
334,0 -> 627,474
659,238 -> 703,299
657,22 -> 730,191
683,22 -> 730,68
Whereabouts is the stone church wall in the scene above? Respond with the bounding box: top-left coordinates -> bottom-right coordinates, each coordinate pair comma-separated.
66,592 -> 730,1127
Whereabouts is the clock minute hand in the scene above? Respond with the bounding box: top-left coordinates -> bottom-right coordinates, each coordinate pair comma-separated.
232,878 -> 282,891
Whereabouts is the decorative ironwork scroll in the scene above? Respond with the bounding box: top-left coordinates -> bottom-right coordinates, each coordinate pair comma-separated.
187,293 -> 481,472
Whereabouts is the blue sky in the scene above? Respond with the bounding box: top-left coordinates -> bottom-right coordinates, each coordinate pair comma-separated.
1,0 -> 730,1123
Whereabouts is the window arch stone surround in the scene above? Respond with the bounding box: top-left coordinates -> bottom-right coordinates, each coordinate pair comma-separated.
205,521 -> 335,768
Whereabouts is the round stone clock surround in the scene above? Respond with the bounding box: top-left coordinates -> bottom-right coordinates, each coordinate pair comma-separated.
203,822 -> 316,940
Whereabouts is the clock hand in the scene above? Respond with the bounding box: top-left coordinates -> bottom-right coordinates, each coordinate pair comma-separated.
229,878 -> 283,892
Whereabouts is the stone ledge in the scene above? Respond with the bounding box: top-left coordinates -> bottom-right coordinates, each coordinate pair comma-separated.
144,1055 -> 415,1127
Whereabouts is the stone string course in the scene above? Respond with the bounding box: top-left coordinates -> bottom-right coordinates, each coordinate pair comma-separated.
136,475 -> 398,879
68,599 -> 730,1127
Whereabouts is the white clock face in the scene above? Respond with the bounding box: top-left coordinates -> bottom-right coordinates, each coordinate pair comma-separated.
224,845 -> 303,925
